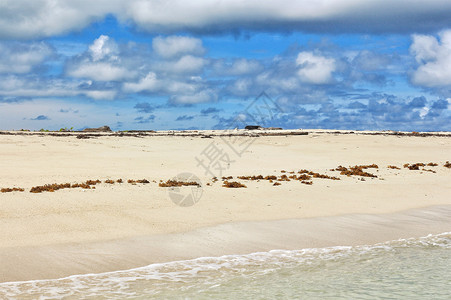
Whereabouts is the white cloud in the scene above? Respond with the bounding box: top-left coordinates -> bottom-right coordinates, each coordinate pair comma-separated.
296,52 -> 336,84
123,71 -> 204,94
0,42 -> 52,73
2,1 -> 451,39
0,75 -> 116,101
123,72 -> 160,93
351,50 -> 390,71
124,0 -> 451,34
84,90 -> 117,100
122,71 -> 215,104
66,35 -> 134,81
213,58 -> 263,76
161,55 -> 206,74
410,30 -> 451,87
152,36 -> 205,58
89,35 -> 119,61
229,78 -> 252,96
171,89 -> 217,104
229,59 -> 262,75
0,0 -> 124,39
67,62 -> 133,81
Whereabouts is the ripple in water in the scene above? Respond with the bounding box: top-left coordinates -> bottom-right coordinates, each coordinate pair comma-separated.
1,233 -> 450,299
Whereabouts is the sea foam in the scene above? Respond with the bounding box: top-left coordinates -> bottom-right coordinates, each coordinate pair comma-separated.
1,232 -> 450,299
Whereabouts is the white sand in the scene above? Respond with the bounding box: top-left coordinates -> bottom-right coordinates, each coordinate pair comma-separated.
0,130 -> 450,281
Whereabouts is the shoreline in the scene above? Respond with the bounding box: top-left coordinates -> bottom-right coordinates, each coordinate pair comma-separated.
1,205 -> 450,283
1,128 -> 451,139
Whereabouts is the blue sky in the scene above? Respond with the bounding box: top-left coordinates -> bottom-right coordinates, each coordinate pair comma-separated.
0,0 -> 450,131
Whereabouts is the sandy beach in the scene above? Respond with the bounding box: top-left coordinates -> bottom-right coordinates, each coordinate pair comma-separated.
0,129 -> 450,282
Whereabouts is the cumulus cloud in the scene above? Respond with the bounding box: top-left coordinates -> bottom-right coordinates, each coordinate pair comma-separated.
66,35 -> 135,82
0,74 -> 117,101
89,35 -> 119,61
408,96 -> 427,108
123,69 -> 215,104
170,89 -> 217,104
212,58 -> 263,76
351,50 -> 391,72
2,0 -> 451,39
83,90 -> 117,100
67,62 -> 132,82
296,52 -> 336,84
0,0 -> 124,39
152,36 -> 205,58
0,42 -> 52,73
160,55 -> 206,74
124,0 -> 451,35
410,30 -> 451,88
215,93 -> 451,132
123,72 -> 160,93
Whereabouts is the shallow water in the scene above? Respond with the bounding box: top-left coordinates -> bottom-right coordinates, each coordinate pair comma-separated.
1,233 -> 450,299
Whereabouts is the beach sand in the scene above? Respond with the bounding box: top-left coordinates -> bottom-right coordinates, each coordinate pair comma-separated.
0,130 -> 450,282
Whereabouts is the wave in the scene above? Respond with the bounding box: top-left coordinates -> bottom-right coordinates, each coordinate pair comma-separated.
1,232 -> 450,299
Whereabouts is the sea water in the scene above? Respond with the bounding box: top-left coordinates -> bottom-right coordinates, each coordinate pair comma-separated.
1,232 -> 450,299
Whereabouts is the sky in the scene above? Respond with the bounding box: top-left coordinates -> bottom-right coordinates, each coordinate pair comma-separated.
0,0 -> 450,131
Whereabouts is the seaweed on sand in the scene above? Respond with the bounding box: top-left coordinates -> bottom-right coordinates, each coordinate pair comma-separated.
1,187 -> 24,193
222,181 -> 247,188
159,180 -> 200,187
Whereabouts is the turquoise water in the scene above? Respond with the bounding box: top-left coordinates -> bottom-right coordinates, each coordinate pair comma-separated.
1,233 -> 450,299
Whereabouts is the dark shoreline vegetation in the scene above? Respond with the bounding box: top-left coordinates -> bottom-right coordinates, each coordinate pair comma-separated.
1,162 -> 450,193
1,129 -> 451,139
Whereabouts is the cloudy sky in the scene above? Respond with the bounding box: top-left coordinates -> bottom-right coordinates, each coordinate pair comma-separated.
0,0 -> 450,131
